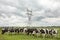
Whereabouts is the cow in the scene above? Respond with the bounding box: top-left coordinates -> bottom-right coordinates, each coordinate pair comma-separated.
23,28 -> 28,34
51,29 -> 57,37
15,28 -> 19,34
8,28 -> 15,34
19,28 -> 24,32
26,28 -> 39,37
1,27 -> 8,34
9,28 -> 24,34
26,28 -> 37,35
33,28 -> 40,37
45,29 -> 49,34
23,28 -> 28,33
45,29 -> 58,37
40,29 -> 46,34
40,29 -> 46,37
49,29 -> 53,35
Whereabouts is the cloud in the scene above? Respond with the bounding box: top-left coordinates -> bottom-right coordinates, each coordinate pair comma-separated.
40,17 -> 60,26
41,18 -> 60,23
37,0 -> 60,9
0,14 -> 27,26
0,0 -> 60,26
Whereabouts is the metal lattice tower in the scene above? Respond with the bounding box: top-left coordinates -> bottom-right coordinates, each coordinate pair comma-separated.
26,8 -> 33,27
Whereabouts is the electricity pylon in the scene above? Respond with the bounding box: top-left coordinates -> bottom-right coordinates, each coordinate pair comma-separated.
26,8 -> 33,27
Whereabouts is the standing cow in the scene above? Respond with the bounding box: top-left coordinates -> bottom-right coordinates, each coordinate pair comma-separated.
26,28 -> 37,35
40,29 -> 46,37
1,27 -> 8,34
51,29 -> 57,37
15,28 -> 20,34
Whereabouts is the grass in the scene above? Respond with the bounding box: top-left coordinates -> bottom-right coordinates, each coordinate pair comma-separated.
0,27 -> 60,40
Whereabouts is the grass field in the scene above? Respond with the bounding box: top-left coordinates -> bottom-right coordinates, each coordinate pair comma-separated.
0,27 -> 60,40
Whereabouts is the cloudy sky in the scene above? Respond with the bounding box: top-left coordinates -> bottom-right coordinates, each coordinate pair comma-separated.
0,0 -> 60,27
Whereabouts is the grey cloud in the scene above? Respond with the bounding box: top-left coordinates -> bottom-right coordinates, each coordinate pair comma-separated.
0,0 -> 60,26
32,16 -> 45,21
44,8 -> 60,18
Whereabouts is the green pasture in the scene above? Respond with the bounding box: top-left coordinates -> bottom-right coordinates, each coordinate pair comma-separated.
0,27 -> 60,40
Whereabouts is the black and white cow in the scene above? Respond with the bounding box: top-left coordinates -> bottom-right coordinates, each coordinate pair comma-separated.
8,28 -> 15,34
15,28 -> 20,33
39,29 -> 46,37
23,28 -> 28,33
2,27 -> 18,34
1,27 -> 8,34
52,29 -> 57,37
40,29 -> 46,34
26,28 -> 37,35
45,29 -> 49,34
19,28 -> 24,33
49,29 -> 57,36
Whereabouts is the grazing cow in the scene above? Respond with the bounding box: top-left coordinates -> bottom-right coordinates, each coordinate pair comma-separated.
52,29 -> 57,34
2,28 -> 8,34
26,28 -> 33,35
26,28 -> 39,36
19,28 -> 24,33
9,28 -> 20,34
9,28 -> 15,34
32,30 -> 36,36
15,28 -> 19,33
48,29 -> 57,36
26,28 -> 37,35
33,29 -> 40,37
46,29 -> 49,34
49,29 -> 54,35
23,28 -> 28,33
32,29 -> 38,35
40,29 -> 46,37
52,29 -> 57,37
40,29 -> 46,34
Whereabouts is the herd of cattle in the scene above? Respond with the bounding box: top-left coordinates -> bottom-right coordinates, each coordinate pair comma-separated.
1,27 -> 58,37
